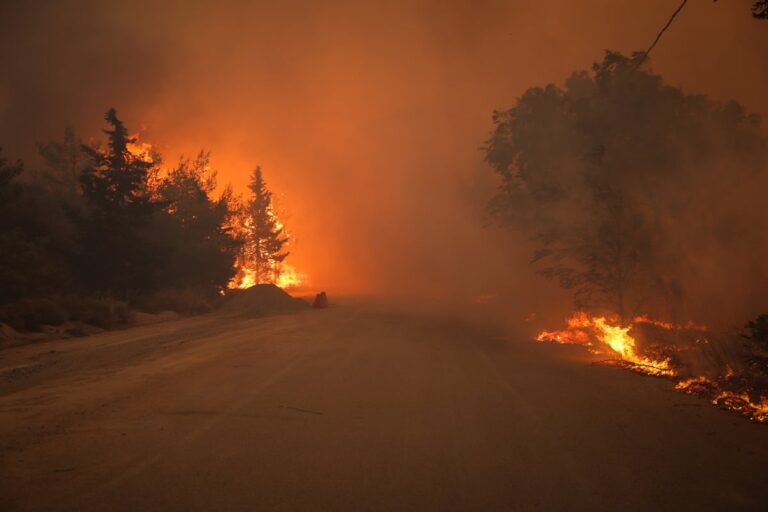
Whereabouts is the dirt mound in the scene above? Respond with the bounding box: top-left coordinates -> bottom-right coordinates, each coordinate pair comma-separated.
219,284 -> 309,317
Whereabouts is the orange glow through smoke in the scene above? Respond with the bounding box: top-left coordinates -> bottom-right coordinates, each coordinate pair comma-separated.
227,209 -> 306,291
229,261 -> 305,290
127,138 -> 155,162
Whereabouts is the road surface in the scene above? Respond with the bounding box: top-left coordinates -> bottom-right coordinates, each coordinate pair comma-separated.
1,298 -> 766,511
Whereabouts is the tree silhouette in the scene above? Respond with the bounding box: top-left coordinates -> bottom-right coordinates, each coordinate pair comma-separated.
0,150 -> 68,303
0,152 -> 35,303
76,108 -> 161,297
1,108 -> 300,324
153,152 -> 241,293
485,51 -> 766,320
80,108 -> 155,213
240,167 -> 288,285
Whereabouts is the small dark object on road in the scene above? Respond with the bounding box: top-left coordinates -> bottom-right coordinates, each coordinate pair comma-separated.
313,292 -> 328,309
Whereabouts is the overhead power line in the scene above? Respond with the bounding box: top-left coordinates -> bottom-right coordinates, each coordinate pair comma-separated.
636,0 -> 689,66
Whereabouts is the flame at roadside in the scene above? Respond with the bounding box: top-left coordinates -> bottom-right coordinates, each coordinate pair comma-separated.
537,312 -> 674,377
537,313 -> 768,423
675,375 -> 768,423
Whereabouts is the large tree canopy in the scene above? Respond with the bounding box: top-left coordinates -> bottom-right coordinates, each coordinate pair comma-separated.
485,51 -> 767,320
153,152 -> 241,292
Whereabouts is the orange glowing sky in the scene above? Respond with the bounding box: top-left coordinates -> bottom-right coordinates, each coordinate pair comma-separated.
1,0 -> 767,298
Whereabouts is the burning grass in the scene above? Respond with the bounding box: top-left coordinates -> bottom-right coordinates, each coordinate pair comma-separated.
537,312 -> 675,377
537,312 -> 768,423
675,372 -> 768,424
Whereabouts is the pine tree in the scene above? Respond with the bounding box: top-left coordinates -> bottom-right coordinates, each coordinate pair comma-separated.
80,108 -> 155,214
243,167 -> 288,284
76,108 -> 160,296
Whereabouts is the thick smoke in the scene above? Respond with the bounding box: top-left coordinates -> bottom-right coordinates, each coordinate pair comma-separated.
1,0 -> 766,320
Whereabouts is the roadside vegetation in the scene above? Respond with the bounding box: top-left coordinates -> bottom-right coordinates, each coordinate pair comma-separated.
0,109 -> 291,336
484,51 -> 768,419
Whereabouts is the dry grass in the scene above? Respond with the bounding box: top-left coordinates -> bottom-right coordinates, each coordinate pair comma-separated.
0,295 -> 130,332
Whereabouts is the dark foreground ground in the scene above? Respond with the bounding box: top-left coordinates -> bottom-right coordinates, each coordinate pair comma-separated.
1,298 -> 766,511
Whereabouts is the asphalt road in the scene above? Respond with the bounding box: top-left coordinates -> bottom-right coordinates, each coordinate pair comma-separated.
1,299 -> 766,511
